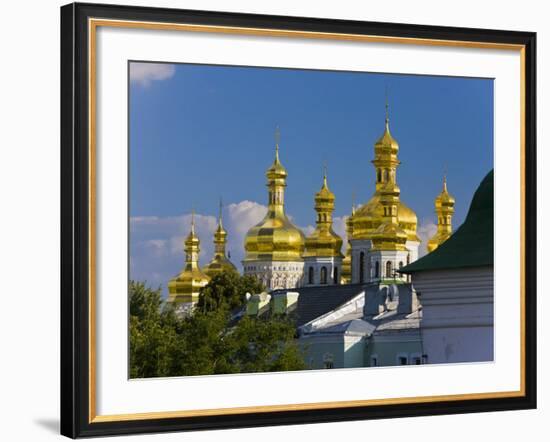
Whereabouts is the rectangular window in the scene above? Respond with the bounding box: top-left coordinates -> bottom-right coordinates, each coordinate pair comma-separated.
398,356 -> 408,365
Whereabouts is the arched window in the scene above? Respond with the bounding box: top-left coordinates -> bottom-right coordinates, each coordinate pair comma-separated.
374,261 -> 380,278
333,267 -> 339,284
377,169 -> 382,182
359,252 -> 365,283
399,261 -> 404,269
386,261 -> 393,278
384,169 -> 389,182
308,267 -> 314,285
320,266 -> 328,284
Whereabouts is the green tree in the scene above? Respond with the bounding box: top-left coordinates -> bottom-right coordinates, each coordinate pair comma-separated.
197,271 -> 264,312
129,281 -> 179,378
129,279 -> 305,378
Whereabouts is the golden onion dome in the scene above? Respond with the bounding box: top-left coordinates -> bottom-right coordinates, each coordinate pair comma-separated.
352,195 -> 419,242
435,176 -> 456,208
303,228 -> 343,258
303,171 -> 343,258
203,253 -> 237,277
266,145 -> 287,181
243,139 -> 305,263
375,117 -> 399,152
315,173 -> 335,201
371,220 -> 408,251
167,213 -> 210,304
203,205 -> 237,277
243,214 -> 305,262
428,176 -> 455,253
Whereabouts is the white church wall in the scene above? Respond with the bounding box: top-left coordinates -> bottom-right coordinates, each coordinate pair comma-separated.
411,266 -> 494,364
303,256 -> 343,286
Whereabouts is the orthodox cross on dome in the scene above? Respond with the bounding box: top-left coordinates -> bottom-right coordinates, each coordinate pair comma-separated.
218,197 -> 223,226
275,125 -> 281,145
385,85 -> 390,124
190,207 -> 196,234
274,125 -> 281,158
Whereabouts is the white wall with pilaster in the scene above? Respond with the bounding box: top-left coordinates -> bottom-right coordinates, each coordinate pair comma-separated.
303,256 -> 343,286
411,266 -> 494,364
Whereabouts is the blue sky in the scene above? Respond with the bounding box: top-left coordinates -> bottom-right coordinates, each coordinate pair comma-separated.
129,62 -> 493,295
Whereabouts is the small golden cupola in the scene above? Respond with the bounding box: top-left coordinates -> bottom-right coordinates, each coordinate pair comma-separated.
304,168 -> 344,259
303,167 -> 344,286
242,128 -> 305,290
340,197 -> 355,285
203,200 -> 237,278
427,175 -> 456,252
167,211 -> 210,305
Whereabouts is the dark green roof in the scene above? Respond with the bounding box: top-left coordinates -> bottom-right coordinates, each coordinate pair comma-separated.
400,170 -> 493,273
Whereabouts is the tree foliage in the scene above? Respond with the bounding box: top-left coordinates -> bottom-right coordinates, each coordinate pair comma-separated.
129,275 -> 305,378
129,281 -> 179,378
196,270 -> 264,312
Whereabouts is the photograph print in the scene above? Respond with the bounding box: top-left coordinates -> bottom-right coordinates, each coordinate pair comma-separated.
129,61 -> 494,379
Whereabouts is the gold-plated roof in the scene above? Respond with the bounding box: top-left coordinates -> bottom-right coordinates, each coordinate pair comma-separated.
352,195 -> 419,241
304,169 -> 343,258
204,200 -> 237,277
374,118 -> 400,152
243,134 -> 305,262
168,212 -> 210,304
428,176 -> 455,253
351,105 -> 419,244
340,201 -> 355,284
435,176 -> 456,207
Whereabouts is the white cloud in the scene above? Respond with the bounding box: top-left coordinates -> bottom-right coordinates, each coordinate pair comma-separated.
130,201 -> 268,297
417,219 -> 438,257
332,216 -> 348,247
129,62 -> 176,87
130,202 -> 361,297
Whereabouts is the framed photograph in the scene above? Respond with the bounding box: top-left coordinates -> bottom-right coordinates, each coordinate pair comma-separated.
60,2 -> 537,438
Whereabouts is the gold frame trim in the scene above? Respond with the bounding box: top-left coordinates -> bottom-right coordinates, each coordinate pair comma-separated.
88,18 -> 527,424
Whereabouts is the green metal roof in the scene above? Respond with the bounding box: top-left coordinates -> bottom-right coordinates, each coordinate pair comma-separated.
399,170 -> 493,273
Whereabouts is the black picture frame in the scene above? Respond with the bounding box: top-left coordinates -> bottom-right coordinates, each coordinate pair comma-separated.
60,2 -> 537,438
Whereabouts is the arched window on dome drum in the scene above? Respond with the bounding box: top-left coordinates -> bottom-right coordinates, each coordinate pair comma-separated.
333,267 -> 338,284
320,266 -> 328,285
308,267 -> 314,285
384,169 -> 389,182
359,252 -> 365,283
374,260 -> 380,279
377,169 -> 382,183
386,261 -> 393,278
